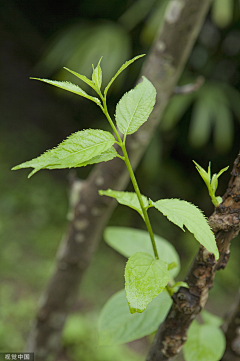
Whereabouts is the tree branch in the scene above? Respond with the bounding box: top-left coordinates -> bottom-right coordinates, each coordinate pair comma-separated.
146,152 -> 240,361
221,289 -> 240,361
25,0 -> 213,359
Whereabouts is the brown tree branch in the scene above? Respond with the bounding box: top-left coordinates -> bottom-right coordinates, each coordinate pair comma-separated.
221,290 -> 240,360
25,0 -> 213,360
146,152 -> 240,361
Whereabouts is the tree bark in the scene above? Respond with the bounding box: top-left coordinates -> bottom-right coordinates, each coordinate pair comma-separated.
147,152 -> 240,361
221,290 -> 240,360
25,0 -> 213,360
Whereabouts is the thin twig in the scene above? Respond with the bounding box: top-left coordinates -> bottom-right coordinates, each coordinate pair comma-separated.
173,76 -> 205,95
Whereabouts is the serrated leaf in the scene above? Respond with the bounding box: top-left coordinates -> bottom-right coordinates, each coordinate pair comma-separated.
98,289 -> 172,346
76,147 -> 117,167
99,190 -> 148,218
104,54 -> 145,96
12,129 -> 116,178
92,57 -> 102,91
63,67 -> 97,92
104,227 -> 180,277
183,320 -> 226,361
116,76 -> 156,135
30,78 -> 101,106
150,198 -> 219,260
125,252 -> 170,313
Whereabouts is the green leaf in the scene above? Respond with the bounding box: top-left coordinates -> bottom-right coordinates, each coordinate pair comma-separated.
12,129 -> 116,178
193,161 -> 211,188
150,198 -> 219,260
183,320 -> 226,361
125,252 -> 170,313
201,310 -> 224,327
168,281 -> 189,296
98,289 -> 172,346
189,95 -> 212,148
76,147 -> 117,167
104,54 -> 145,96
98,190 -> 148,218
30,78 -> 101,106
104,227 -> 180,277
116,76 -> 156,135
212,0 -> 234,28
92,57 -> 103,91
63,67 -> 97,92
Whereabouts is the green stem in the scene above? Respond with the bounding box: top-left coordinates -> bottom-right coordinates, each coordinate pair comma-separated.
121,146 -> 159,259
101,95 -> 159,259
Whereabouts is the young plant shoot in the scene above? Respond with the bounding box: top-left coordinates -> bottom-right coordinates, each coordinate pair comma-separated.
12,55 -> 224,357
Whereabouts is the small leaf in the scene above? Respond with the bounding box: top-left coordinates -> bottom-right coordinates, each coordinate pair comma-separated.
92,57 -> 103,91
125,252 -> 170,313
99,190 -> 148,218
193,160 -> 211,187
217,165 -> 229,178
183,320 -> 226,361
116,76 -> 156,135
30,78 -> 101,106
104,54 -> 145,96
12,129 -> 116,177
150,198 -> 219,260
169,281 -> 189,295
98,289 -> 172,346
63,67 -> 97,91
104,227 -> 180,277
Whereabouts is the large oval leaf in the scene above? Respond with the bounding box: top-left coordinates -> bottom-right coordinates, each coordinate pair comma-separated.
150,198 -> 219,260
12,129 -> 116,178
98,289 -> 172,346
125,252 -> 170,313
104,227 -> 180,277
183,320 -> 226,361
115,76 -> 156,135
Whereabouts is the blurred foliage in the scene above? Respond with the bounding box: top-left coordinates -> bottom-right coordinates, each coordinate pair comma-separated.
62,313 -> 143,361
36,21 -> 131,92
1,0 -> 240,359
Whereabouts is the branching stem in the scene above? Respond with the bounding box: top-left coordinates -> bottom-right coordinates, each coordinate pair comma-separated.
101,95 -> 159,260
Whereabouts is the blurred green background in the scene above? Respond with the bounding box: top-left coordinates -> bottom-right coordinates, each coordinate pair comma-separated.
1,0 -> 240,360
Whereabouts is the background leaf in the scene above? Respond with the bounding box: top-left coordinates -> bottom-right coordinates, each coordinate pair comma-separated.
115,76 -> 156,135
99,190 -> 148,218
150,198 -> 219,260
98,289 -> 172,346
183,320 -> 226,361
12,129 -> 116,177
104,227 -> 180,277
201,310 -> 224,327
125,252 -> 170,313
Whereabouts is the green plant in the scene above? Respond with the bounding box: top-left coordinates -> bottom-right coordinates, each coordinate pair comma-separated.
12,55 -> 226,360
